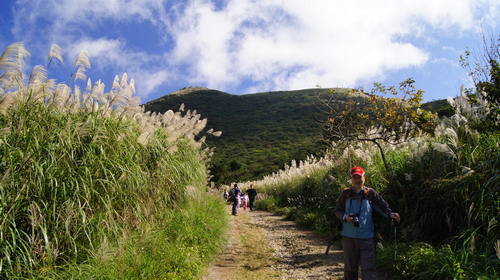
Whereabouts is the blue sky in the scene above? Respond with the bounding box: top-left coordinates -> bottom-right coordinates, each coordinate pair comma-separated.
0,0 -> 498,104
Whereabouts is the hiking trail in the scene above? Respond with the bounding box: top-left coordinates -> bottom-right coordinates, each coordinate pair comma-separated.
202,205 -> 344,280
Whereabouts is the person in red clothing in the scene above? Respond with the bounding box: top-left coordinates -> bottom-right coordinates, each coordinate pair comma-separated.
335,166 -> 400,280
240,191 -> 248,210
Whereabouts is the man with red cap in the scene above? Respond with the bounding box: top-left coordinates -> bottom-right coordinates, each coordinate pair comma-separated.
335,166 -> 400,280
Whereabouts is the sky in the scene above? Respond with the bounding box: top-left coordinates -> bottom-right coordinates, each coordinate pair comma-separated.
0,0 -> 499,104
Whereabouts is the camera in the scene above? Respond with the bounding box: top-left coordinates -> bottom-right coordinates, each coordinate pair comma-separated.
349,214 -> 360,227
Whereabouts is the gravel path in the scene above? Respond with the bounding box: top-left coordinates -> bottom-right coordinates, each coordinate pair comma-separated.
202,206 -> 344,280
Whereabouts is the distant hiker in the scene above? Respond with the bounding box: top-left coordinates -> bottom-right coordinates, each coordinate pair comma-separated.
246,184 -> 257,211
334,166 -> 400,280
223,190 -> 229,201
229,183 -> 241,216
241,191 -> 248,211
237,191 -> 242,208
247,184 -> 257,211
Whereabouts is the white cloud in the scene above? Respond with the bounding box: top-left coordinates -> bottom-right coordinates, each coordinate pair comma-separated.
7,0 -> 500,99
66,38 -> 172,98
68,38 -> 123,67
431,57 -> 460,68
166,0 -> 498,93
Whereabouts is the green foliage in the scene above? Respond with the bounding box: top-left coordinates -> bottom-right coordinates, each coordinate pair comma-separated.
322,79 -> 438,190
46,196 -> 228,280
377,242 -> 499,280
253,167 -> 343,236
324,79 -> 437,144
145,86 -> 447,185
0,98 -> 222,278
252,118 -> 498,279
376,242 -> 437,279
380,130 -> 499,247
0,43 -> 226,279
421,99 -> 454,117
144,88 -> 345,184
255,196 -> 279,212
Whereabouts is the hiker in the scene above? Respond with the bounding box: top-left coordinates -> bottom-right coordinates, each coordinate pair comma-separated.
229,183 -> 241,216
241,191 -> 248,211
246,184 -> 257,211
334,166 -> 400,280
223,189 -> 229,201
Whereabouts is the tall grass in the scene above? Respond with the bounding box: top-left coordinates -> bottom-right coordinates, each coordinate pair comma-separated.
0,43 -> 226,278
241,88 -> 499,278
39,195 -> 228,280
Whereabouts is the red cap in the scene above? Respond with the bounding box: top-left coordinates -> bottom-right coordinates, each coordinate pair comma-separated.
350,166 -> 365,177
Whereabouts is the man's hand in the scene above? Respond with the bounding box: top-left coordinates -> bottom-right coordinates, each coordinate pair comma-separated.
390,212 -> 401,223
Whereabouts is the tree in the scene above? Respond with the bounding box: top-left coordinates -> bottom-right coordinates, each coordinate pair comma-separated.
321,78 -> 437,189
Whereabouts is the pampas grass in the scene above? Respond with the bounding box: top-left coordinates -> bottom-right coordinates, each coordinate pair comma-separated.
0,43 -> 222,278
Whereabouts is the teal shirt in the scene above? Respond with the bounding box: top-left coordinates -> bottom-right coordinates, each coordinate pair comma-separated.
337,187 -> 392,239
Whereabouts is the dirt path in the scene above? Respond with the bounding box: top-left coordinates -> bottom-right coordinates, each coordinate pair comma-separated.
202,205 -> 344,280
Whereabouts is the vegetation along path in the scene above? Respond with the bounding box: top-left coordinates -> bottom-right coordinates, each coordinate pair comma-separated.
202,205 -> 344,280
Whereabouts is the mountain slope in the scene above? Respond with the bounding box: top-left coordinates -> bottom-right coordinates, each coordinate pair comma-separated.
144,87 -> 348,184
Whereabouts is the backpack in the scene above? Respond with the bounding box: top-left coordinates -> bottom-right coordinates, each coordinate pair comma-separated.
229,188 -> 238,202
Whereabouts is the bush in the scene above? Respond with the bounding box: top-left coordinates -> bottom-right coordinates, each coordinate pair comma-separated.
377,242 -> 499,280
255,196 -> 279,212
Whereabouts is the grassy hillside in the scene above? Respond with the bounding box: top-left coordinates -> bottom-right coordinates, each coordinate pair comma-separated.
421,98 -> 454,117
144,87 -> 450,184
144,87 -> 335,184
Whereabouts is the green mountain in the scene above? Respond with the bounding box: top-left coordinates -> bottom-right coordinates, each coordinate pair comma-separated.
144,87 -> 451,184
143,87 -> 344,184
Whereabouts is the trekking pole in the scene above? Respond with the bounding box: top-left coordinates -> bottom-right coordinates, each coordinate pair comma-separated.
325,219 -> 338,255
325,232 -> 334,255
391,219 -> 398,263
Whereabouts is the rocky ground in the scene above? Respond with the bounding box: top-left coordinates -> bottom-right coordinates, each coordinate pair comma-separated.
202,205 -> 344,280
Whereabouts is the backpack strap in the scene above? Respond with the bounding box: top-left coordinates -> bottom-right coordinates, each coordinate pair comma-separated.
344,187 -> 371,198
346,187 -> 372,203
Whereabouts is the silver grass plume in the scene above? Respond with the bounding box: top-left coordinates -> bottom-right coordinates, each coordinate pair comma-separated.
496,240 -> 500,259
432,143 -> 457,159
67,85 -> 82,113
0,43 -> 29,71
72,50 -> 90,82
407,135 -> 430,163
446,86 -> 489,127
47,44 -> 63,69
235,154 -> 337,189
0,43 -> 30,91
29,65 -> 48,86
50,84 -> 71,111
0,44 -> 217,156
487,218 -> 497,234
0,94 -> 15,115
